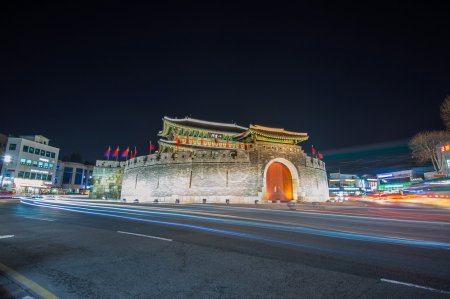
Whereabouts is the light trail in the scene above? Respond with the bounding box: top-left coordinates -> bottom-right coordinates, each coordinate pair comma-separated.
32,201 -> 449,247
60,199 -> 450,226
21,200 -> 450,250
21,199 -> 341,254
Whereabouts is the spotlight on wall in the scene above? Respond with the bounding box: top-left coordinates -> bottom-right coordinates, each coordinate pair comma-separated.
4,155 -> 11,163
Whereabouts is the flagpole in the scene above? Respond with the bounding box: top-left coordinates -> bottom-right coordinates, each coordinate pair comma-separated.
116,146 -> 119,162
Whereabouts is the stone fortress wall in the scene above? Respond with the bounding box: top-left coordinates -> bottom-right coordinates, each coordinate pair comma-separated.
119,142 -> 328,204
91,160 -> 126,199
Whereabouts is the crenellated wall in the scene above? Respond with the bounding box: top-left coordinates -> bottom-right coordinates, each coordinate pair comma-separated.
117,143 -> 328,204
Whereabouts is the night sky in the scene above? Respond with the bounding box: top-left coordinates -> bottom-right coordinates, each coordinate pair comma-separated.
1,2 -> 449,162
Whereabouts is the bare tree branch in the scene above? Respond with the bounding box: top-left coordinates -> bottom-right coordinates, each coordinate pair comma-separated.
410,131 -> 450,172
440,95 -> 450,130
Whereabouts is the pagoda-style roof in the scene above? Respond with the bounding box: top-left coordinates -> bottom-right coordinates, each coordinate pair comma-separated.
162,117 -> 248,134
235,124 -> 309,144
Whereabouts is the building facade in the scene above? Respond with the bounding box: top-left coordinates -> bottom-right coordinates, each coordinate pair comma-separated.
0,135 -> 59,194
377,170 -> 423,192
55,161 -> 94,194
0,133 -> 7,176
91,117 -> 329,203
328,173 -> 366,197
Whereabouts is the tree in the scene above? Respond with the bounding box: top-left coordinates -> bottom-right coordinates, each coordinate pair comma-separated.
440,95 -> 450,130
410,131 -> 450,172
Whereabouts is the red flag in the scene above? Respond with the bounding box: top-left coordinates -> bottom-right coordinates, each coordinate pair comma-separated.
132,146 -> 137,158
111,146 -> 119,159
104,146 -> 111,159
318,152 -> 323,159
121,147 -> 130,159
149,142 -> 155,153
311,145 -> 316,155
176,137 -> 182,145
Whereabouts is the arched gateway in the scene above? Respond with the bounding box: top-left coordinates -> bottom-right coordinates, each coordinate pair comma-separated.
263,158 -> 299,202
266,162 -> 293,201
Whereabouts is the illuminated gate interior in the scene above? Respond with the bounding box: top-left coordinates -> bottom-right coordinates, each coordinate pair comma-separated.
266,162 -> 293,202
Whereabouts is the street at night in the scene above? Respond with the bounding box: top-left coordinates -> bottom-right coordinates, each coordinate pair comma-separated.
2,2 -> 450,298
1,198 -> 449,298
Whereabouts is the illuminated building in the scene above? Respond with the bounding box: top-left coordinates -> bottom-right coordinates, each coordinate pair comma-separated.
439,144 -> 450,177
0,135 -> 59,194
54,161 -> 94,194
361,175 -> 378,192
91,117 -> 329,203
328,173 -> 366,197
377,170 -> 423,192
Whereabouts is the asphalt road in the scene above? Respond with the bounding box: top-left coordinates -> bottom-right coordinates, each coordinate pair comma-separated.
1,199 -> 450,298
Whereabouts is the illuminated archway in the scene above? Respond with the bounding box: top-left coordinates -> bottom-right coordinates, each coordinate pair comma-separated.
263,158 -> 299,202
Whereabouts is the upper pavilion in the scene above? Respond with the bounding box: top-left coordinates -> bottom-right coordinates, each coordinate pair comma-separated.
158,116 -> 309,152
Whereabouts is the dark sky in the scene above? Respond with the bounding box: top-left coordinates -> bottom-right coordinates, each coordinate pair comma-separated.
1,2 -> 449,161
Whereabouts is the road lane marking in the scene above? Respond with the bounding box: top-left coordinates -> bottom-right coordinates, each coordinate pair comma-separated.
117,231 -> 173,242
24,217 -> 54,222
380,278 -> 450,294
0,235 -> 14,239
0,262 -> 59,299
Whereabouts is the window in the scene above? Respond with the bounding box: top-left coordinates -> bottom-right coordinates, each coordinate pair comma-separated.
40,150 -> 45,156
35,149 -> 40,155
49,163 -> 54,170
46,151 -> 50,157
9,144 -> 16,150
24,172 -> 30,178
63,167 -> 73,184
44,163 -> 49,169
74,168 -> 83,185
18,171 -> 24,178
30,173 -> 36,179
26,159 -> 32,166
38,161 -> 43,168
47,174 -> 52,182
33,161 -> 38,167
23,145 -> 29,152
20,158 -> 26,165
29,147 -> 34,154
42,174 -> 47,181
51,152 -> 55,158
36,173 -> 42,180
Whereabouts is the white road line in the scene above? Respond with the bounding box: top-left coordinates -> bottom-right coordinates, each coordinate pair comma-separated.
117,231 -> 173,242
380,278 -> 450,294
24,217 -> 54,222
0,235 -> 14,239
